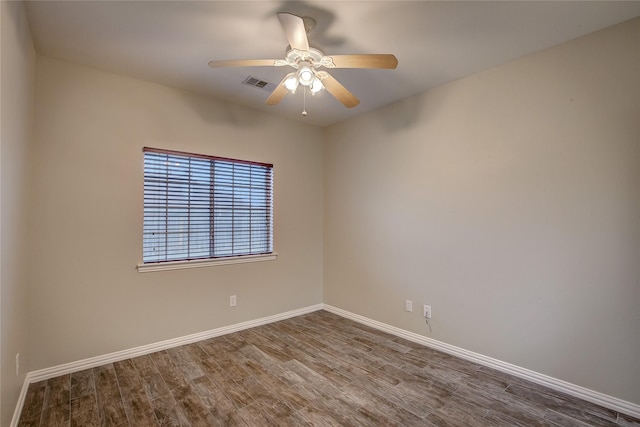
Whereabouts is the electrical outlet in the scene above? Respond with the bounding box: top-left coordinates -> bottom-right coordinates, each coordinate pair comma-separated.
230,295 -> 237,307
423,305 -> 432,319
405,300 -> 413,312
16,353 -> 20,376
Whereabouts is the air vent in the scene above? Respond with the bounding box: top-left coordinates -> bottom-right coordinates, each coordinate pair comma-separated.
241,76 -> 275,92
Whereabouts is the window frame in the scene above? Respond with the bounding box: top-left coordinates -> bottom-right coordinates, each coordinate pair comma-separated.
137,147 -> 276,272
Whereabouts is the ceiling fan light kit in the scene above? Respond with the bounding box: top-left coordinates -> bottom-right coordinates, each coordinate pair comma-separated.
208,12 -> 398,115
297,62 -> 314,85
284,73 -> 299,93
310,78 -> 323,94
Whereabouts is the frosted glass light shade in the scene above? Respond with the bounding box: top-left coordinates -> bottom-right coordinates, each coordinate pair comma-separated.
310,78 -> 323,94
284,74 -> 299,93
297,63 -> 314,86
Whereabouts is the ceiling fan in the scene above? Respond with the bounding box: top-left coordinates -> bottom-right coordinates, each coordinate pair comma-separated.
208,12 -> 398,111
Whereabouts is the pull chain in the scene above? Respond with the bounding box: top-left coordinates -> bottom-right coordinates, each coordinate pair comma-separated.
302,86 -> 308,117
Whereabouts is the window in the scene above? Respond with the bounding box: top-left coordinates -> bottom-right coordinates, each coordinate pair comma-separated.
141,147 -> 273,268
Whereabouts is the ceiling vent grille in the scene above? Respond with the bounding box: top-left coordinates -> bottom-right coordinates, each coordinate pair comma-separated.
241,76 -> 275,92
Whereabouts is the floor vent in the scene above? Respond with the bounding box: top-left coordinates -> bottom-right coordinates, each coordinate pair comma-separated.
242,76 -> 275,92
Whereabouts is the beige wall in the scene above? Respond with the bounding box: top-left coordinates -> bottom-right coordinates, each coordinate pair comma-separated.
1,1 -> 36,424
324,18 -> 640,404
28,56 -> 324,370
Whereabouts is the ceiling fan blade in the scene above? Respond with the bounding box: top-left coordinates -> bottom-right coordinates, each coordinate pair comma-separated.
265,74 -> 292,105
208,59 -> 285,68
321,74 -> 360,108
323,54 -> 398,69
277,13 -> 309,51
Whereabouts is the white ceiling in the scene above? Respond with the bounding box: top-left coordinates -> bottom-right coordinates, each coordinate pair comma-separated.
25,1 -> 640,127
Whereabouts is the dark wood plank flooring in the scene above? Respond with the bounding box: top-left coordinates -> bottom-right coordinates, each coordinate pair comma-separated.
18,310 -> 640,426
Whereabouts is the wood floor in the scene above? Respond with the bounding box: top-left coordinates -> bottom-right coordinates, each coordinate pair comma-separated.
18,310 -> 640,427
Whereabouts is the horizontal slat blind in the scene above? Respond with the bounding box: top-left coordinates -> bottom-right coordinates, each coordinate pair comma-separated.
143,148 -> 273,263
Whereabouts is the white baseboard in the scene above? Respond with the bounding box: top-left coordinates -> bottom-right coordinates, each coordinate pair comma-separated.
10,304 -> 323,427
10,376 -> 31,427
12,303 -> 639,425
322,304 -> 640,420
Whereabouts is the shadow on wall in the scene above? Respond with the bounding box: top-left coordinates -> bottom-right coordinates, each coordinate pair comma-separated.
375,92 -> 428,133
180,90 -> 269,129
373,78 -> 459,133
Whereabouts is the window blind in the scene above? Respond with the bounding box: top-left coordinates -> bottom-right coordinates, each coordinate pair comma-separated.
143,147 -> 273,263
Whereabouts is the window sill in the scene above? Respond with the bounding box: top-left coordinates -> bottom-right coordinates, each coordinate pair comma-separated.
136,253 -> 278,273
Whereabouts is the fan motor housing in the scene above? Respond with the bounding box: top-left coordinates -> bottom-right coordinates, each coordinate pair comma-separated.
285,47 -> 325,69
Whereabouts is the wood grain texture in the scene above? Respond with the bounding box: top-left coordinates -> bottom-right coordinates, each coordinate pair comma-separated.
18,310 -> 640,426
